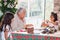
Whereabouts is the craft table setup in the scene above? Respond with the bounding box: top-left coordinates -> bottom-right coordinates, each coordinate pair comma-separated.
8,28 -> 60,40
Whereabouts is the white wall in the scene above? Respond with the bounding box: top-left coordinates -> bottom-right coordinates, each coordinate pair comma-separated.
25,17 -> 43,29
45,0 -> 54,20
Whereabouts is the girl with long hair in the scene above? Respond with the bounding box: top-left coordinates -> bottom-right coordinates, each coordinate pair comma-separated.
0,12 -> 14,40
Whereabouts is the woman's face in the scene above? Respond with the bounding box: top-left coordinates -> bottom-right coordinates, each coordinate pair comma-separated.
50,15 -> 54,21
18,9 -> 26,19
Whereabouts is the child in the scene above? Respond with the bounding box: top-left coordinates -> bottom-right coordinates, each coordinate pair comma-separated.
0,12 -> 14,40
41,12 -> 58,34
41,12 -> 58,29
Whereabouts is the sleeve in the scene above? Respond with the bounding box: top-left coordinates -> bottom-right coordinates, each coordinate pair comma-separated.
6,25 -> 10,31
55,21 -> 58,25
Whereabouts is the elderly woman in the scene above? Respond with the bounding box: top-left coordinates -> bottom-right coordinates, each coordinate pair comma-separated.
11,8 -> 33,31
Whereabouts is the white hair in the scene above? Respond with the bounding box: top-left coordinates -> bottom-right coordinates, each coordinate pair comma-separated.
16,7 -> 26,14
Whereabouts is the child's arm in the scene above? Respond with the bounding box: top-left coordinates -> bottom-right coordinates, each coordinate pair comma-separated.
4,25 -> 9,40
41,20 -> 49,27
4,29 -> 8,40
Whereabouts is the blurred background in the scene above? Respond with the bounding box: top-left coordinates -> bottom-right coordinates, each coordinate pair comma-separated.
16,0 -> 54,28
0,0 -> 60,28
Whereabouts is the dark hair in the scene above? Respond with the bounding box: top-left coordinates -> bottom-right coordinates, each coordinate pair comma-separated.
0,12 -> 14,31
51,12 -> 58,22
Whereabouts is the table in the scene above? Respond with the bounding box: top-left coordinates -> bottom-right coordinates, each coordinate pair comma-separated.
8,31 -> 60,40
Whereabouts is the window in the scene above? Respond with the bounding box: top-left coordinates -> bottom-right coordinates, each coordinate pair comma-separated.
16,0 -> 44,18
28,0 -> 44,19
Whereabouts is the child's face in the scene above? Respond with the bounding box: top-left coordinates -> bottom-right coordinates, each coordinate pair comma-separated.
50,15 -> 54,21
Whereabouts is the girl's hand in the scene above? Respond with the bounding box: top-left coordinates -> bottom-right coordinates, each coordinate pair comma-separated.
41,22 -> 48,27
